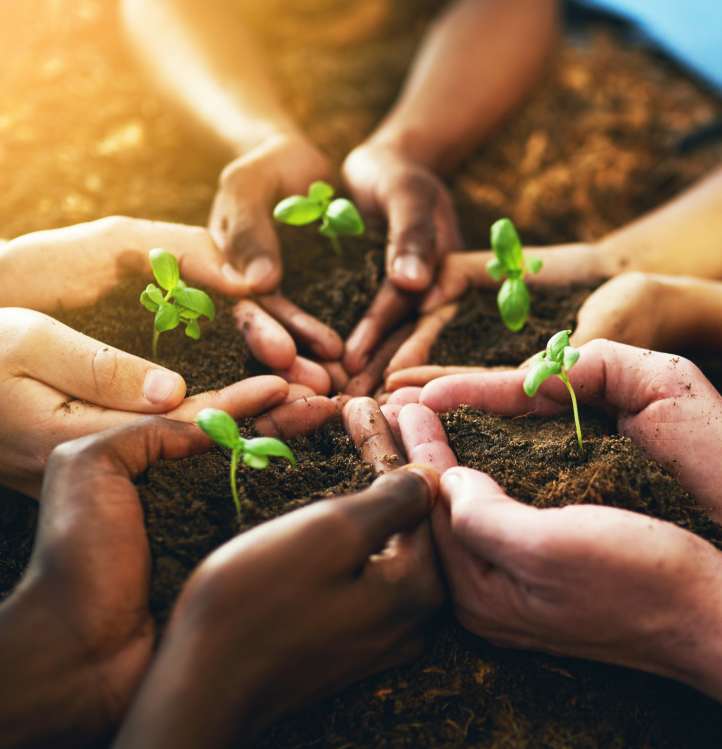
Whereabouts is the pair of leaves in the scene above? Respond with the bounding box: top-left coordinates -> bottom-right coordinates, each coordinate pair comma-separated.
523,330 -> 580,397
273,181 -> 365,239
486,218 -> 542,333
139,249 -> 215,340
195,408 -> 296,469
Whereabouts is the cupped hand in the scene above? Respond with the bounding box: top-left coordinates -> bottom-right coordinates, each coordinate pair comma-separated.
112,451 -> 443,748
0,307 -> 337,497
0,216 -> 251,311
432,466 -> 722,702
341,142 -> 462,376
208,133 -> 330,293
420,339 -> 722,520
0,417 -> 215,749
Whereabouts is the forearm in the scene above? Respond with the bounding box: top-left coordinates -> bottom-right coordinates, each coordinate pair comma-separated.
595,164 -> 722,279
121,0 -> 298,155
366,0 -> 559,173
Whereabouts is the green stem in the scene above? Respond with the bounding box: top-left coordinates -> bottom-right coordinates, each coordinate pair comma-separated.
230,448 -> 241,515
329,234 -> 343,256
152,328 -> 160,359
560,371 -> 583,452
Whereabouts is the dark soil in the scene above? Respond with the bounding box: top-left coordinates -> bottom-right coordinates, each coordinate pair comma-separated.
4,0 -> 722,746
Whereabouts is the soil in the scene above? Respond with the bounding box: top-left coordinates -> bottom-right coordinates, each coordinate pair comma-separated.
3,0 -> 722,747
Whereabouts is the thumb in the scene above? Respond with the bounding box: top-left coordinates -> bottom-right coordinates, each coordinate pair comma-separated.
12,310 -> 186,412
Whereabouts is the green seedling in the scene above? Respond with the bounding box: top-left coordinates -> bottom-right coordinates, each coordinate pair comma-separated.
273,180 -> 365,256
486,218 -> 542,332
195,408 -> 296,515
523,330 -> 583,452
140,248 -> 215,359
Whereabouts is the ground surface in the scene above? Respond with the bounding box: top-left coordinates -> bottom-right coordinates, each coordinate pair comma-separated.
3,1 -> 722,747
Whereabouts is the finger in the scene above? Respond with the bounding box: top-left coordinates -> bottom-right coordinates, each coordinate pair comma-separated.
345,323 -> 415,396
233,299 -> 296,369
285,383 -> 317,402
8,310 -> 187,412
316,360 -> 350,393
209,192 -> 283,294
338,470 -> 435,561
272,356 -> 332,396
440,467 -> 541,569
420,252 -> 477,313
383,177 -> 439,293
343,397 -> 406,473
386,303 -> 458,374
387,387 -> 422,406
386,365 -> 507,391
380,403 -> 402,446
254,396 -> 337,438
164,376 -> 289,422
398,404 -> 458,475
343,280 -> 420,375
331,393 -> 353,412
257,296 -> 343,361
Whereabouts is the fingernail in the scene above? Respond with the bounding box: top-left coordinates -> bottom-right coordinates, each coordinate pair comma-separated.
393,255 -> 427,284
144,369 -> 178,405
441,470 -> 463,493
245,257 -> 275,289
221,262 -> 246,287
404,463 -> 440,497
263,391 -> 287,411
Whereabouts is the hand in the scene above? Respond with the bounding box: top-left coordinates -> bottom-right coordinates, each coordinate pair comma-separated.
0,216 -> 251,311
341,142 -> 462,376
432,466 -> 722,702
0,307 -> 344,498
111,452 -> 443,749
419,339 -> 722,520
208,133 -> 330,293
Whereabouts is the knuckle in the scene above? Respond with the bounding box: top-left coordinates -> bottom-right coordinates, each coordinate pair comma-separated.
91,347 -> 123,396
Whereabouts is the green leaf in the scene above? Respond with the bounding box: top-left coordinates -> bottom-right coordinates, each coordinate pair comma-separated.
140,291 -> 159,313
185,318 -> 201,339
150,248 -> 180,291
176,279 -> 187,290
244,437 -> 296,468
273,196 -> 324,226
523,359 -> 562,397
309,181 -> 334,202
195,408 -> 241,450
490,218 -> 523,271
528,350 -> 547,366
325,199 -> 365,236
318,219 -> 336,238
179,308 -> 201,320
154,303 -> 181,332
547,330 -> 572,363
563,345 -> 580,371
173,287 -> 215,321
243,452 -> 269,469
526,255 -> 543,274
497,277 -> 530,332
486,257 -> 505,282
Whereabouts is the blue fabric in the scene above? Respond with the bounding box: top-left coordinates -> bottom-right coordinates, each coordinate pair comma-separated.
574,0 -> 722,92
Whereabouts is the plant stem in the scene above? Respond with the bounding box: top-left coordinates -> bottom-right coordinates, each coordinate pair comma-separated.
329,234 -> 343,256
152,328 -> 160,359
560,371 -> 583,452
230,448 -> 241,515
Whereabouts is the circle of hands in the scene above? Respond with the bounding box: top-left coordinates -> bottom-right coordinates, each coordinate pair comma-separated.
4,199 -> 722,747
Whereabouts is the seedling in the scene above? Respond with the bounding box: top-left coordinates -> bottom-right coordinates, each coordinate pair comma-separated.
523,330 -> 583,452
273,180 -> 365,256
195,408 -> 296,515
486,218 -> 542,331
140,248 -> 215,358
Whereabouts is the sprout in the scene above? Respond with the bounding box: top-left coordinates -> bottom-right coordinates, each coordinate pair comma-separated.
140,248 -> 215,359
195,408 -> 296,515
486,218 -> 542,332
523,330 -> 583,452
273,181 -> 365,256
